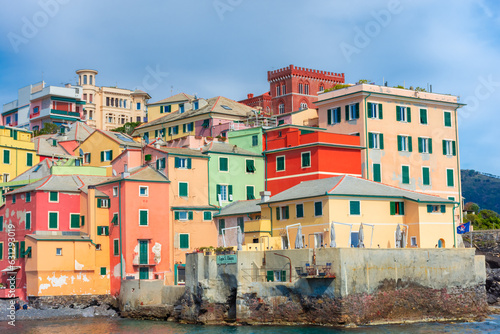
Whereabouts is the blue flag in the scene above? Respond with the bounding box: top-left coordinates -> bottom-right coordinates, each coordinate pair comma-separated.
457,222 -> 471,234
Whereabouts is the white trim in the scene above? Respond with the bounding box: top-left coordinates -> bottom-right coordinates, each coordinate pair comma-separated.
276,155 -> 286,172
139,209 -> 149,226
25,211 -> 32,230
69,213 -> 80,230
301,151 -> 312,169
48,211 -> 59,230
218,157 -> 229,172
245,158 -> 255,175
178,181 -> 189,197
139,185 -> 149,197
113,238 -> 119,256
48,191 -> 59,203
268,171 -> 362,181
179,233 -> 190,250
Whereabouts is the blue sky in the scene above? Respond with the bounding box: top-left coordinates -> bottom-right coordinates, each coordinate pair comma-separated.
1,0 -> 499,174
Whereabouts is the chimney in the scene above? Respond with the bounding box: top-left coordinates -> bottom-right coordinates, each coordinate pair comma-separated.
247,93 -> 254,99
260,191 -> 271,203
121,164 -> 130,178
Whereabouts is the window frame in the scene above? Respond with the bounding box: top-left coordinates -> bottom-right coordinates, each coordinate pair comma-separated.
219,157 -> 229,172
48,211 -> 59,230
422,167 -> 431,186
444,111 -> 452,127
70,213 -> 80,229
25,211 -> 32,230
179,182 -> 189,197
179,233 -> 190,250
113,186 -> 118,197
56,248 -> 63,256
419,108 -> 428,125
276,156 -> 285,171
349,201 -> 361,216
314,201 -> 323,217
139,186 -> 149,197
203,211 -> 212,221
296,203 -> 304,219
245,159 -> 256,174
301,151 -> 311,169
139,209 -> 149,226
49,191 -> 59,203
113,239 -> 119,256
246,185 -> 255,200
446,168 -> 455,187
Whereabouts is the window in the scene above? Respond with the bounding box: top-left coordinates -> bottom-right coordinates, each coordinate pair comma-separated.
282,84 -> 286,95
84,153 -> 91,164
139,210 -> 148,226
296,204 -> 304,218
373,163 -> 381,182
345,103 -> 360,121
49,191 -> 59,202
350,201 -> 360,215
299,83 -> 303,94
179,234 -> 190,249
136,102 -> 141,110
418,137 -> 432,154
113,239 -> 119,256
427,205 -> 446,213
113,187 -> 118,197
33,106 -> 39,114
179,103 -> 185,113
390,201 -> 405,215
101,150 -> 113,162
279,103 -> 285,114
246,159 -> 256,173
83,75 -> 88,85
12,194 -> 16,204
300,102 -> 307,110
97,198 -> 109,208
217,184 -> 231,202
3,150 -> 10,164
444,111 -> 452,127
252,135 -> 258,147
179,182 -> 188,197
100,267 -> 106,275
367,102 -> 383,119
175,211 -> 190,221
276,85 -> 281,96
3,174 -> 9,182
97,226 -> 109,236
193,101 -> 199,110
80,215 -> 85,227
139,186 -> 148,197
183,122 -> 194,133
301,152 -> 311,168
276,206 -> 289,220
174,157 -> 191,169
112,213 -> 118,225
420,109 -> 428,124
106,97 -> 110,106
156,157 -> 166,170
422,167 -> 431,186
327,107 -> 341,125
276,156 -> 285,171
70,213 -> 80,229
313,233 -> 324,248
246,185 -> 255,200
219,157 -> 228,172
442,140 -> 456,156
402,165 -> 410,184
237,217 -> 245,233
305,84 -> 309,95
218,219 -> 225,234
396,106 -> 411,122
411,237 -> 417,247
319,85 -> 324,92
368,132 -> 384,149
26,192 -> 31,202
314,201 -> 323,216
49,212 -> 58,229
25,212 -> 31,230
26,153 -> 33,167
447,169 -> 454,187
203,211 -> 212,221
56,248 -> 62,256
397,135 -> 413,152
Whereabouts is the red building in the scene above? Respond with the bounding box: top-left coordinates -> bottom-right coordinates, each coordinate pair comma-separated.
264,125 -> 363,195
240,65 -> 345,115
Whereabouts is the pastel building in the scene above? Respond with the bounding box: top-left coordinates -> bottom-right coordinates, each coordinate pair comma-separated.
2,81 -> 85,130
0,126 -> 39,183
76,69 -> 151,131
235,176 -> 456,251
315,84 -> 463,229
263,125 -> 363,195
146,93 -> 196,123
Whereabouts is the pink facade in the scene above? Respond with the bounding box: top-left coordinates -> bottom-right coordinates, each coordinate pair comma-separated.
111,149 -> 143,174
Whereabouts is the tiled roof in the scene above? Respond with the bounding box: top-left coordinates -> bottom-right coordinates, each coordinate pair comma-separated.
149,145 -> 205,157
7,174 -> 112,195
264,175 -> 454,204
201,141 -> 262,156
96,165 -> 169,185
214,199 -> 261,217
148,93 -> 195,105
99,130 -> 142,148
33,135 -> 73,157
58,121 -> 95,142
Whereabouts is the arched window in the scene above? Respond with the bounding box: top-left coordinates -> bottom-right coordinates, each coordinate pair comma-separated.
282,83 -> 286,95
89,75 -> 93,85
304,82 -> 310,95
83,75 -> 88,85
319,84 -> 324,92
279,103 -> 285,114
276,84 -> 281,96
266,106 -> 270,114
111,98 -> 114,107
300,102 -> 308,110
298,82 -> 303,94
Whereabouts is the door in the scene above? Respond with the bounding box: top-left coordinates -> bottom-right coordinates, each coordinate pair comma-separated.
139,267 -> 149,280
139,240 -> 148,264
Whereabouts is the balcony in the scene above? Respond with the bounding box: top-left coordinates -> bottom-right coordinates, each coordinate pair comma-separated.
31,85 -> 82,101
50,109 -> 80,118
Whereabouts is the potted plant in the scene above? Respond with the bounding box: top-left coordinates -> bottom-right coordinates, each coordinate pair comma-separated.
206,136 -> 213,141
215,246 -> 225,255
195,135 -> 202,139
205,246 -> 214,255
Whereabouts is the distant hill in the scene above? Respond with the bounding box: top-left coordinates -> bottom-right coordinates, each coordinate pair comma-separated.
461,169 -> 500,213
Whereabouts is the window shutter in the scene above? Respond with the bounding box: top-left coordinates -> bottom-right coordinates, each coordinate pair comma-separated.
408,136 -> 413,152
187,158 -> 192,169
373,163 -> 381,182
345,105 -> 349,121
327,109 -> 332,125
368,133 -> 374,149
180,234 -> 189,249
97,199 -> 102,208
155,129 -> 158,138
267,271 -> 274,282
427,205 -> 433,213
188,211 -> 193,220
402,166 -> 409,184
355,103 -> 360,119
397,136 -> 402,151
442,140 -> 447,155
174,211 -> 179,220
100,151 -> 104,162
105,226 -> 109,235
109,151 -> 113,161
97,227 -> 102,236
20,241 -> 25,258
406,107 -> 411,122
396,106 -> 401,121
276,207 -> 281,220
452,141 -> 456,156
428,138 -> 433,154
156,159 -> 160,170
390,202 -> 396,215
336,108 -> 341,122
183,124 -> 186,133
379,104 -> 383,119
447,169 -> 454,187
174,157 -> 179,168
418,138 -> 423,153
400,202 -> 405,215
281,270 -> 286,282
228,185 -> 233,201
140,210 -> 148,226
379,133 -> 384,150
367,103 -> 373,118
441,205 -> 446,213
168,127 -> 172,136
81,215 -> 85,226
423,167 -> 430,185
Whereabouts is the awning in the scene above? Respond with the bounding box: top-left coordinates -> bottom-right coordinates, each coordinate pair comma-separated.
1,266 -> 21,272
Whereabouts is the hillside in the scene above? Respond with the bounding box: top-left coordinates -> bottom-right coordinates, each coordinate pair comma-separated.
461,169 -> 500,213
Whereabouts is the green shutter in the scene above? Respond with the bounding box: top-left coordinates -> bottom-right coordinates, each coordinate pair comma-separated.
15,242 -> 19,259
174,157 -> 180,168
428,138 -> 433,154
327,109 -> 332,124
97,226 -> 102,235
390,202 -> 396,215
139,241 -> 148,264
183,124 -> 186,133
444,112 -> 451,127
407,107 -> 411,122
112,214 -> 118,225
70,214 -> 80,228
175,211 -> 180,220
283,206 -> 289,219
423,167 -> 430,185
281,270 -> 287,282
49,212 -> 58,229
396,106 -> 401,121
100,151 -> 104,162
20,241 -> 25,258
442,140 -> 447,155
27,153 -> 33,167
441,205 -> 446,213
355,103 -> 360,119
408,136 -> 413,152
379,104 -> 383,119
276,207 -> 281,220
216,184 -> 221,196
80,215 -> 85,227
402,166 -> 410,184
26,192 -> 31,202
139,267 -> 149,279
3,150 -> 9,164
97,198 -> 102,208
367,103 -> 373,118
220,157 -> 228,171
267,270 -> 274,282
219,219 -> 225,234
140,210 -> 148,226
277,156 -> 285,171
350,201 -> 360,215
373,163 -> 381,182
179,182 -> 188,197
203,211 -> 212,221
168,127 -> 172,136
180,234 -> 189,249
397,136 -> 402,151
420,109 -> 427,124
160,106 -> 164,113
155,129 -> 159,138
26,212 -> 31,230
49,192 -> 58,202
345,105 -> 349,120
114,239 -> 119,255
246,186 -> 255,200
0,216 -> 3,231
228,185 -> 233,201
452,141 -> 456,156
418,138 -> 423,153
427,205 -> 433,213
314,202 -> 322,216
187,158 -> 192,169
368,133 -> 374,148
296,204 -> 304,218
379,133 -> 384,149
447,169 -> 454,187
188,211 -> 193,220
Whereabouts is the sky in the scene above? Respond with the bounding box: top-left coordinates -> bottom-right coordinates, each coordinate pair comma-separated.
0,0 -> 499,175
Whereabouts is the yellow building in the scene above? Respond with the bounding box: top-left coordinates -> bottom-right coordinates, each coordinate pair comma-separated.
146,93 -> 195,123
224,176 -> 456,249
0,126 -> 39,183
76,129 -> 142,168
315,84 -> 463,226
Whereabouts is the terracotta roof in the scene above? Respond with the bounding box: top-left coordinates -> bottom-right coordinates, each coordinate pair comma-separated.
201,141 -> 262,157
215,199 -> 261,217
148,93 -> 195,106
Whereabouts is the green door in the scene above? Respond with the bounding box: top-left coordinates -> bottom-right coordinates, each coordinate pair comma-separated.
139,240 -> 148,264
139,267 -> 149,280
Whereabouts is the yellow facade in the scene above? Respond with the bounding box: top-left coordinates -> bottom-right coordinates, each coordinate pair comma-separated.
0,126 -> 39,182
76,130 -> 128,169
147,103 -> 180,123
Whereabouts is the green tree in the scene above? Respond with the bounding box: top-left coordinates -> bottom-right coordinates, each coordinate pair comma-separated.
111,122 -> 142,135
464,202 -> 480,214
33,123 -> 59,137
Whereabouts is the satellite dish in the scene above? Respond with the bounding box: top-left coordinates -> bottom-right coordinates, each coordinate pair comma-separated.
112,170 -> 117,176
79,148 -> 84,156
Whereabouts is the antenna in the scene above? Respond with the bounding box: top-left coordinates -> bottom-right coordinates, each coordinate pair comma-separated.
112,170 -> 117,176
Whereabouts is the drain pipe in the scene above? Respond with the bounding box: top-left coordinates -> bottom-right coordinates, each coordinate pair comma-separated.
363,92 -> 372,179
274,253 -> 292,282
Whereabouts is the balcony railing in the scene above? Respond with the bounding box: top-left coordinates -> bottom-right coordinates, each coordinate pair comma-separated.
50,109 -> 80,118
